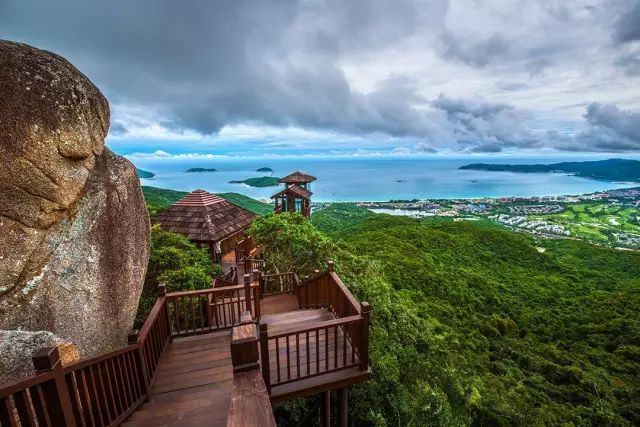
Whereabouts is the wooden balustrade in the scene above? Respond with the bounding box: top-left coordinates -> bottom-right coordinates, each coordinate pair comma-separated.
260,272 -> 299,296
298,262 -> 360,317
244,257 -> 265,275
260,315 -> 366,389
259,262 -> 371,389
0,262 -> 370,425
0,287 -> 172,427
0,361 -> 63,426
165,283 -> 259,337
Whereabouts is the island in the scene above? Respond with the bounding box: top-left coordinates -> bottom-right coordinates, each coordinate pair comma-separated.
459,158 -> 640,182
229,176 -> 280,187
185,167 -> 217,173
136,168 -> 155,179
256,167 -> 273,173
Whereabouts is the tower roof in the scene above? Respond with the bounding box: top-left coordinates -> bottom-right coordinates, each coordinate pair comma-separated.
153,189 -> 256,242
278,171 -> 317,184
271,184 -> 312,199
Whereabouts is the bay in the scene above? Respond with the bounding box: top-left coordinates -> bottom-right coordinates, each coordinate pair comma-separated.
132,156 -> 639,202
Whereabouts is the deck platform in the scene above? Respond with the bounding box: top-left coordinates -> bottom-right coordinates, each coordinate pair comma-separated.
123,331 -> 275,426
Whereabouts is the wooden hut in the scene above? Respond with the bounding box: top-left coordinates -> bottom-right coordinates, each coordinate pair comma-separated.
153,189 -> 256,262
271,171 -> 316,218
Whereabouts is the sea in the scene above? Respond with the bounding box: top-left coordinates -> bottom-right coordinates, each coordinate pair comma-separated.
133,156 -> 640,202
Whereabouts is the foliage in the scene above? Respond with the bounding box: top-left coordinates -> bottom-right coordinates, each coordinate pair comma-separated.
141,185 -> 272,216
305,208 -> 640,426
141,186 -> 188,216
311,203 -> 376,234
216,192 -> 273,215
247,213 -> 333,277
134,225 -> 220,327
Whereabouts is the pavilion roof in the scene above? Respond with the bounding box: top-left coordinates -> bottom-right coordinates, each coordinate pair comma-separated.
270,184 -> 312,199
153,189 -> 256,242
278,171 -> 317,184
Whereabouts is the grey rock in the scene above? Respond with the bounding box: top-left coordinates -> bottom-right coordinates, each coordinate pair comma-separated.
0,40 -> 150,382
0,330 -> 80,384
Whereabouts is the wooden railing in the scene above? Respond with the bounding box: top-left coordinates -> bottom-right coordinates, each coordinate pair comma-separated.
0,285 -> 173,427
214,267 -> 237,288
234,235 -> 257,262
259,262 -> 370,391
260,272 -> 299,296
165,280 -> 260,337
298,263 -> 361,318
244,257 -> 265,275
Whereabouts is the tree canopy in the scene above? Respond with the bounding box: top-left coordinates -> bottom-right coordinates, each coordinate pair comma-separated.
247,212 -> 332,277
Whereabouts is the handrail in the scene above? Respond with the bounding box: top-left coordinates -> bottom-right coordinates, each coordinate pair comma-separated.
63,344 -> 139,372
164,282 -> 260,337
0,371 -> 54,399
167,284 -> 244,298
267,315 -> 362,339
328,271 -> 361,315
138,294 -> 167,340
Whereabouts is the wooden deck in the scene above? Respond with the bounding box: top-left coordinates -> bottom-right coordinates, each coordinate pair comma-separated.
0,263 -> 369,427
260,307 -> 368,402
123,331 -> 275,427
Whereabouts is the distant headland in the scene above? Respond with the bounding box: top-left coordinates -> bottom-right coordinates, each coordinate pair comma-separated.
185,167 -> 217,173
229,176 -> 280,187
136,168 -> 155,179
460,158 -> 640,182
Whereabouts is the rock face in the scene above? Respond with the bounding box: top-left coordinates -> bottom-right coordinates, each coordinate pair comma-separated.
0,40 -> 150,378
0,331 -> 80,384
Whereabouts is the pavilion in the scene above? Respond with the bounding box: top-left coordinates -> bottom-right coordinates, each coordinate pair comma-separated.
271,171 -> 317,218
153,189 -> 256,262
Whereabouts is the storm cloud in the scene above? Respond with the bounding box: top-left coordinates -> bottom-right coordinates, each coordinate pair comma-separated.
0,0 -> 639,153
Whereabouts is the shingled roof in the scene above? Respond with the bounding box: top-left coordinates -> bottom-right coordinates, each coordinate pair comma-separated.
271,184 -> 312,199
278,171 -> 317,184
153,189 -> 256,242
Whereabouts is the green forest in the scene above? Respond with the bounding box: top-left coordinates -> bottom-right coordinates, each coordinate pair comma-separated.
140,188 -> 640,425
307,204 -> 640,426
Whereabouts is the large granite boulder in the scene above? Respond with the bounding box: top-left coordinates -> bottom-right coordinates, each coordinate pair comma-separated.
0,40 -> 150,377
0,331 -> 80,385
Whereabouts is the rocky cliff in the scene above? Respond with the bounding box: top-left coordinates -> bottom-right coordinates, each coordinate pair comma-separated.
0,40 -> 150,380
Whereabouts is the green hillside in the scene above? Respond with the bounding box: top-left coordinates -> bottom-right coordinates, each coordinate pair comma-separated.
305,206 -> 640,425
141,186 -> 272,216
460,158 -> 640,182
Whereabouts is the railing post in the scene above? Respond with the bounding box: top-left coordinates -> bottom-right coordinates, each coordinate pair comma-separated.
32,347 -> 77,427
360,302 -> 371,371
314,269 -> 321,308
259,320 -> 271,394
158,283 -> 172,337
244,273 -> 252,313
231,313 -> 260,373
294,274 -> 303,308
253,271 -> 262,319
259,272 -> 266,295
327,261 -> 335,273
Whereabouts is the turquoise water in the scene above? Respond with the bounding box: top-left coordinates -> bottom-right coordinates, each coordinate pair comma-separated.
132,156 -> 639,202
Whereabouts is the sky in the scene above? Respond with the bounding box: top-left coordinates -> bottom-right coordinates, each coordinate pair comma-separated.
1,0 -> 640,160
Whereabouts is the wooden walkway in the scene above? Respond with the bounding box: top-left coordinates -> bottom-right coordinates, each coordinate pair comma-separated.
123,331 -> 234,426
123,331 -> 274,426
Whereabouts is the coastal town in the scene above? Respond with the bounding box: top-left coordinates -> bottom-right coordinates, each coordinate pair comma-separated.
312,187 -> 640,249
